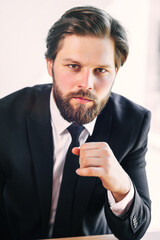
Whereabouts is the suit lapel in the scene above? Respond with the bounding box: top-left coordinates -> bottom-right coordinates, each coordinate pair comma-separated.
71,105 -> 112,235
26,85 -> 53,233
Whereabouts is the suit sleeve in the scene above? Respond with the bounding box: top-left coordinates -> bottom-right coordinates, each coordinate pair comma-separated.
0,170 -> 5,198
105,110 -> 151,240
0,105 -> 5,199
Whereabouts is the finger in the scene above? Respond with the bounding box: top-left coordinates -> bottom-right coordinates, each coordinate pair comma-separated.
81,142 -> 109,150
80,148 -> 103,159
79,148 -> 109,168
79,157 -> 102,169
76,167 -> 103,177
72,147 -> 80,156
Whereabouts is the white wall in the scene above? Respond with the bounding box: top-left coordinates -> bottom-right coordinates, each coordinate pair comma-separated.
0,0 -> 111,98
108,0 -> 150,106
0,0 -> 150,105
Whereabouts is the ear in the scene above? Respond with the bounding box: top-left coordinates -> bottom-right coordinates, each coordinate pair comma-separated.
46,58 -> 53,77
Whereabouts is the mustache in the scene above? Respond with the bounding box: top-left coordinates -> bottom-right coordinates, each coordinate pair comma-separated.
67,89 -> 97,101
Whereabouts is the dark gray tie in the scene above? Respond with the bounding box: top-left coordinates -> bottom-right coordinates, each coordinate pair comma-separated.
52,123 -> 84,238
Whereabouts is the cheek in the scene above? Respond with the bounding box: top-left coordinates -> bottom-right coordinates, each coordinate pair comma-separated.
95,77 -> 114,97
55,71 -> 75,90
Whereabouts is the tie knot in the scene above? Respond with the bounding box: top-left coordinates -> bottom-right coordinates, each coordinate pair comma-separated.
67,124 -> 84,143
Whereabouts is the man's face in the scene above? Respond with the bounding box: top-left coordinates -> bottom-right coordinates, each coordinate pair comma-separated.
46,35 -> 118,124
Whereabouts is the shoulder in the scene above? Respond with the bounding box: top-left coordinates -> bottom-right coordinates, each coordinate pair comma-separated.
109,92 -> 150,113
0,84 -> 52,125
0,84 -> 52,105
107,92 -> 151,120
102,93 -> 151,161
0,84 -> 52,111
102,92 -> 151,138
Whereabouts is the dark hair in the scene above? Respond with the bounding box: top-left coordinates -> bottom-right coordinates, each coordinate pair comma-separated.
45,6 -> 129,69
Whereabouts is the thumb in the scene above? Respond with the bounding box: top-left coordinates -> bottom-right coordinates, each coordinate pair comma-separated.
72,147 -> 80,156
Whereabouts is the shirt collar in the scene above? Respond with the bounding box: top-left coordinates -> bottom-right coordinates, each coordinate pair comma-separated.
50,90 -> 96,136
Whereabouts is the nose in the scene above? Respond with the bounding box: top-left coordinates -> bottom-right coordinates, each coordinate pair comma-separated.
78,69 -> 94,90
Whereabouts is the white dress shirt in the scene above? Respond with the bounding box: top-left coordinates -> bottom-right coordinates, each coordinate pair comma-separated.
49,91 -> 134,225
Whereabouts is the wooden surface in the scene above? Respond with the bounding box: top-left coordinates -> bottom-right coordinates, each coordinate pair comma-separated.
47,235 -> 117,240
44,231 -> 160,240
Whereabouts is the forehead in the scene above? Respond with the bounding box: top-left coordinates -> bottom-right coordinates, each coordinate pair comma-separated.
56,35 -> 115,66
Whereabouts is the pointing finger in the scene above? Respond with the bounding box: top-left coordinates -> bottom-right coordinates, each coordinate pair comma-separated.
72,147 -> 80,156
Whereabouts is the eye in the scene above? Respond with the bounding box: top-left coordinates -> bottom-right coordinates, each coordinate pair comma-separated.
68,64 -> 80,70
94,68 -> 107,74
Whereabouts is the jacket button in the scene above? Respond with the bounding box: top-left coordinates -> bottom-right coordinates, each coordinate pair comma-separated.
132,215 -> 138,228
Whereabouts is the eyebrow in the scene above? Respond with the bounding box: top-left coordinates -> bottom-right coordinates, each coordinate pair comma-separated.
62,57 -> 113,69
62,58 -> 81,64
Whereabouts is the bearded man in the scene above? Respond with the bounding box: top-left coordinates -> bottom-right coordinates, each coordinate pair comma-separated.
0,6 -> 151,240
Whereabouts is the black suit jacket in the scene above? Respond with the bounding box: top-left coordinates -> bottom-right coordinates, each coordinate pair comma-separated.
0,84 -> 151,240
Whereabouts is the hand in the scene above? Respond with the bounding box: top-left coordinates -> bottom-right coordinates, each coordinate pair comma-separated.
72,142 -> 130,202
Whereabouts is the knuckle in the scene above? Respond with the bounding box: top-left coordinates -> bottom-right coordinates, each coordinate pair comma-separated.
100,149 -> 109,160
98,142 -> 108,149
81,143 -> 86,151
80,156 -> 87,167
82,158 -> 86,166
102,142 -> 109,148
88,168 -> 94,175
101,149 -> 107,155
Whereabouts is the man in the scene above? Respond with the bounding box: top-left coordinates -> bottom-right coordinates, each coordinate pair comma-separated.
0,6 -> 151,240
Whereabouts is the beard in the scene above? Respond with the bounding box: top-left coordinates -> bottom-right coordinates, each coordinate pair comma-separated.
52,80 -> 111,125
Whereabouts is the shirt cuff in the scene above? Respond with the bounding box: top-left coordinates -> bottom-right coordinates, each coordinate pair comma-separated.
107,179 -> 134,217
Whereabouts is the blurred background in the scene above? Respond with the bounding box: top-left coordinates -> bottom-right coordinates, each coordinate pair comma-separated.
0,0 -> 160,232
